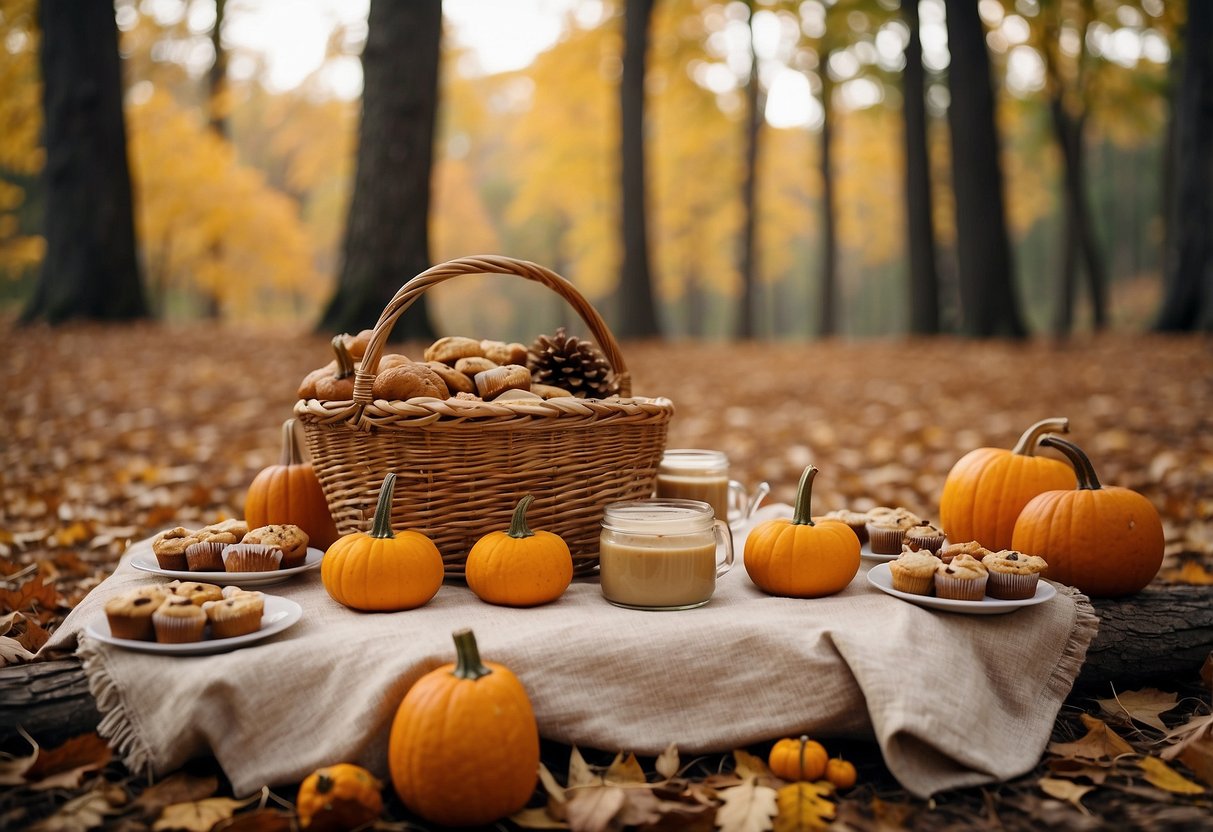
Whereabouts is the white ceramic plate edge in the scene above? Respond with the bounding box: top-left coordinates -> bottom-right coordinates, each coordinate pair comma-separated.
858,538 -> 949,563
130,547 -> 323,587
866,562 -> 1056,615
85,595 -> 303,655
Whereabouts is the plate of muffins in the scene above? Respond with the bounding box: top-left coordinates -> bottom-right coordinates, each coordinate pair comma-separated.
132,520 -> 322,587
815,506 -> 947,563
866,543 -> 1056,615
86,581 -> 302,655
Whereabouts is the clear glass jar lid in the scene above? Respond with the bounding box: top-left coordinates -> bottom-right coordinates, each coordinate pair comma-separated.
602,499 -> 715,534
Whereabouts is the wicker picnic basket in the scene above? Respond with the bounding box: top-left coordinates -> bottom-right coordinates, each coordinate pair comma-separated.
294,255 -> 675,578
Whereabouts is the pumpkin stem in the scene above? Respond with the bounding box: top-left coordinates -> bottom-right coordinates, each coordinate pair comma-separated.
798,735 -> 809,781
316,772 -> 334,795
280,419 -> 304,466
791,466 -> 819,526
1039,435 -> 1102,491
332,335 -> 355,379
508,495 -> 536,539
368,473 -> 398,539
1011,417 -> 1069,456
451,628 -> 493,681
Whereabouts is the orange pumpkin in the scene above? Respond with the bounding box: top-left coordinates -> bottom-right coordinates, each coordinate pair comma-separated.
389,628 -> 539,826
245,419 -> 339,549
321,473 -> 443,611
1012,435 -> 1164,598
744,466 -> 860,598
768,735 -> 828,781
939,417 -> 1077,551
296,763 -> 383,831
465,495 -> 572,607
825,757 -> 857,790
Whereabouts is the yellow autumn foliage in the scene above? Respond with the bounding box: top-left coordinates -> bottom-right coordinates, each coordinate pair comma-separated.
0,0 -> 44,278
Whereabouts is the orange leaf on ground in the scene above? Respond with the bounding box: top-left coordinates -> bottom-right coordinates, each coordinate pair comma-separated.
0,575 -> 60,616
1047,714 -> 1135,761
26,733 -> 112,791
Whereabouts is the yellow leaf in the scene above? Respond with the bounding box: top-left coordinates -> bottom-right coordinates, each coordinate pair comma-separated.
1039,777 -> 1094,813
567,746 -> 599,788
1047,714 -> 1134,761
1097,688 -> 1178,732
605,751 -> 646,785
733,748 -> 773,780
1178,741 -> 1213,789
1137,755 -> 1205,794
716,778 -> 778,832
655,742 -> 680,780
510,807 -> 570,830
153,796 -> 257,832
774,782 -> 836,831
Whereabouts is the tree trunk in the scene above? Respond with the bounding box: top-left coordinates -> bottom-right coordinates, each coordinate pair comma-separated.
818,58 -> 838,338
942,0 -> 1026,338
1156,0 -> 1213,332
318,0 -> 439,342
617,0 -> 660,339
737,1 -> 763,340
21,0 -> 147,324
208,0 -> 227,139
902,0 -> 939,335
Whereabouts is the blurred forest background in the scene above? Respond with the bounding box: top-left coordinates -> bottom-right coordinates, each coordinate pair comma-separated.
0,0 -> 1207,341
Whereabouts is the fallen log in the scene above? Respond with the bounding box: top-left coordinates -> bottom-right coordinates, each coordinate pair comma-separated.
2,585 -> 1210,745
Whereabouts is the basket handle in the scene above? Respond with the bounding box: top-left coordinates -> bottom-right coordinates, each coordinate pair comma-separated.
354,254 -> 632,403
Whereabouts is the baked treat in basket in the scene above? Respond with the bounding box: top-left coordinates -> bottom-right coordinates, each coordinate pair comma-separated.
371,363 -> 449,401
203,594 -> 264,638
104,587 -> 168,641
223,544 -> 284,572
152,528 -> 196,571
152,596 -> 207,643
167,580 -> 223,606
889,549 -> 940,596
982,550 -> 1048,600
933,554 -> 989,601
904,522 -> 946,554
241,524 -> 309,567
424,336 -> 484,364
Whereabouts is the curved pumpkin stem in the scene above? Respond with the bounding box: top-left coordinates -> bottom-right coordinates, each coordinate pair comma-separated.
797,735 -> 810,781
791,466 -> 818,526
331,335 -> 355,379
279,419 -> 305,466
1039,435 -> 1101,491
368,473 -> 397,539
508,495 -> 536,539
1011,417 -> 1069,456
451,628 -> 493,681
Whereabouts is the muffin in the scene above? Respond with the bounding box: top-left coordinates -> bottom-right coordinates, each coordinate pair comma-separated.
888,549 -> 940,596
221,586 -> 264,601
152,596 -> 207,643
816,510 -> 870,545
167,580 -> 223,606
222,544 -> 283,572
152,527 -> 197,571
203,595 -> 264,639
199,519 -> 250,540
904,522 -> 946,554
982,550 -> 1048,600
933,554 -> 989,601
185,541 -> 226,572
938,540 -> 993,565
104,588 -> 168,641
242,525 -> 309,568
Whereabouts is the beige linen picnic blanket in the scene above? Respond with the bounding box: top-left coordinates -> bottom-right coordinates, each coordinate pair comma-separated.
45,507 -> 1097,799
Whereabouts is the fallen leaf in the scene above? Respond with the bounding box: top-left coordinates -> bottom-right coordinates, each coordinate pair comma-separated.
133,773 -> 220,817
773,781 -> 835,831
567,746 -> 599,788
1047,714 -> 1134,761
26,732 -> 113,791
733,749 -> 772,780
538,762 -> 568,805
153,796 -> 257,832
616,787 -> 664,827
27,788 -> 116,832
1160,713 -> 1213,760
1160,561 -> 1213,584
1046,757 -> 1112,784
655,743 -> 680,780
512,806 -> 570,829
211,808 -> 293,831
564,785 -> 626,832
0,729 -> 39,786
605,751 -> 646,785
1178,740 -> 1213,789
1137,756 -> 1205,794
1202,653 -> 1212,690
0,574 -> 60,616
0,635 -> 36,665
716,778 -> 777,832
1039,777 -> 1094,813
1097,689 -> 1179,732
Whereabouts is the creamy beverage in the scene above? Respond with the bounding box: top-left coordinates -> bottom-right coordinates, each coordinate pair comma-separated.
655,473 -> 729,524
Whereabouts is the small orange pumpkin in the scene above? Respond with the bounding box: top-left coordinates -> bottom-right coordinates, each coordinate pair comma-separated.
389,628 -> 539,826
744,466 -> 860,598
296,763 -> 383,831
465,495 -> 572,607
939,417 -> 1077,551
768,735 -> 828,781
1012,435 -> 1164,598
320,473 -> 443,611
825,757 -> 857,790
244,419 -> 339,549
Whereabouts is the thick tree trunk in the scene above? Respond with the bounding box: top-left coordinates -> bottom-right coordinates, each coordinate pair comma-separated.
902,0 -> 939,335
21,0 -> 147,324
942,0 -> 1025,338
1156,0 -> 1213,332
818,63 -> 838,338
318,0 -> 438,341
737,2 -> 763,340
617,0 -> 660,339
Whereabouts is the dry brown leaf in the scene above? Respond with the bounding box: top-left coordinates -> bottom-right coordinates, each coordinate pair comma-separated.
564,785 -> 626,832
27,786 -> 121,832
132,773 -> 220,817
0,574 -> 60,616
616,787 -> 665,827
211,808 -> 293,831
773,782 -> 835,831
1047,714 -> 1135,761
1178,740 -> 1213,789
153,796 -> 257,832
26,732 -> 112,791
1097,689 -> 1179,732
0,730 -> 39,786
716,778 -> 777,832
567,746 -> 599,788
1160,713 -> 1213,760
1046,757 -> 1112,784
537,762 -> 568,805
0,611 -> 38,664
1137,756 -> 1205,794
1039,777 -> 1095,813
511,806 -> 571,830
605,751 -> 646,785
655,743 -> 680,780
1160,561 -> 1213,584
733,749 -> 772,780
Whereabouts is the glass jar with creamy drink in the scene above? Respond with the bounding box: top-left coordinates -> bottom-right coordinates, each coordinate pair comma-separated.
599,499 -> 734,611
655,449 -> 769,529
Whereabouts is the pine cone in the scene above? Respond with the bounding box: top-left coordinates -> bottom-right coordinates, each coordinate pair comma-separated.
528,327 -> 619,399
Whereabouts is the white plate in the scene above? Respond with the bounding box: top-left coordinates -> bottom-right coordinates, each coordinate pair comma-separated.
859,538 -> 949,563
85,595 -> 303,655
131,547 -> 324,587
866,562 -> 1056,615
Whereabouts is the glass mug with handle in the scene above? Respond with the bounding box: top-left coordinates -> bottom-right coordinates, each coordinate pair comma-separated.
654,449 -> 770,529
599,499 -> 734,611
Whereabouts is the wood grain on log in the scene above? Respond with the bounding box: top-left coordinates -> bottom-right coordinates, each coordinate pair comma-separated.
0,658 -> 100,746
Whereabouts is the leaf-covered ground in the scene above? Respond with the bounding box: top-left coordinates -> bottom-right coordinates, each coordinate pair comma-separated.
1,323 -> 1211,830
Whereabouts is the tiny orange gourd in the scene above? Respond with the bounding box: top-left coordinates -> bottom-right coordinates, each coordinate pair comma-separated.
389,628 -> 539,826
321,473 -> 443,611
1012,435 -> 1164,598
744,466 -> 860,598
768,735 -> 828,781
245,418 -> 340,549
296,763 -> 383,831
938,417 -> 1077,551
825,757 -> 857,790
465,495 -> 572,607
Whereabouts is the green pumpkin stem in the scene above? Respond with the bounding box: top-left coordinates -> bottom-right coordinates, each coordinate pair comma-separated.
451,628 -> 492,681
508,495 -> 536,539
1039,435 -> 1102,491
1011,417 -> 1069,456
280,418 -> 304,466
791,466 -> 819,526
332,335 -> 355,379
368,473 -> 397,539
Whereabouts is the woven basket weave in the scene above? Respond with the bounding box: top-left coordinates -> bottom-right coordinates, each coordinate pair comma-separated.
294,255 -> 674,577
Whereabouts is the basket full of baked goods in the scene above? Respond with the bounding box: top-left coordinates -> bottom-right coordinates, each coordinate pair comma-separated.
293,255 -> 675,577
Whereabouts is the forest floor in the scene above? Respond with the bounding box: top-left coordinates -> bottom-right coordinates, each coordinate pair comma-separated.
1,324 -> 1211,830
